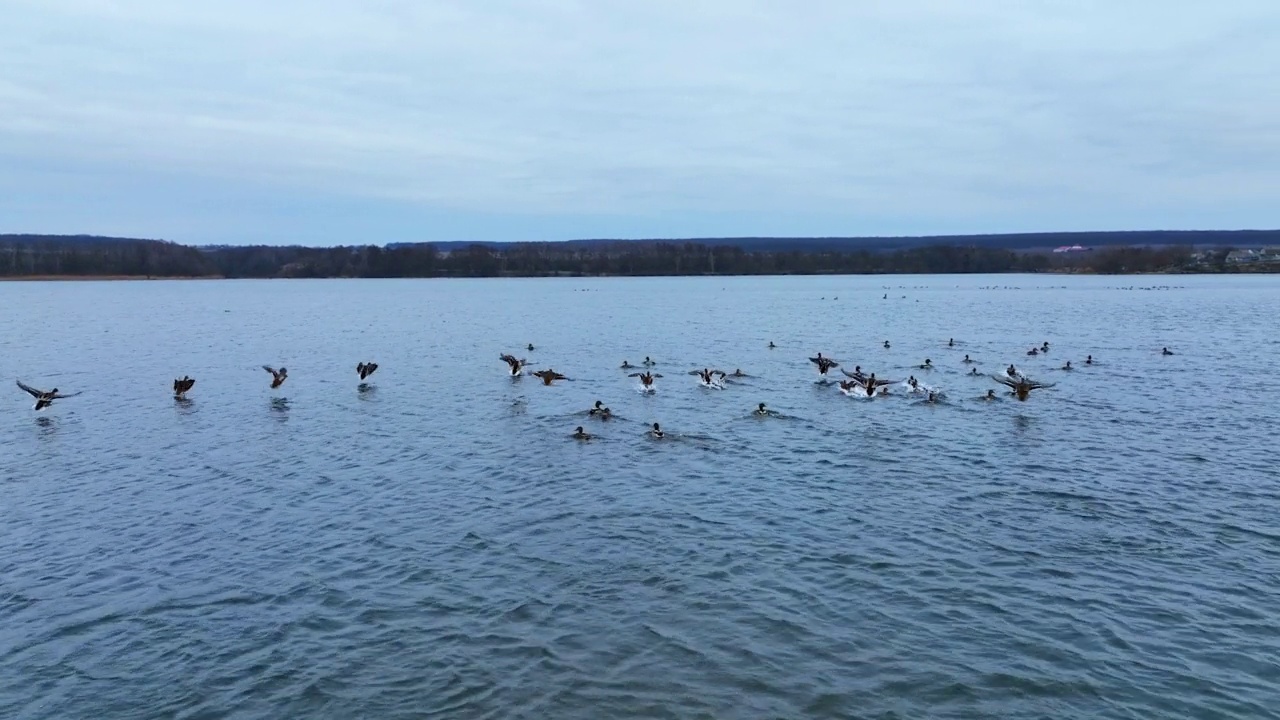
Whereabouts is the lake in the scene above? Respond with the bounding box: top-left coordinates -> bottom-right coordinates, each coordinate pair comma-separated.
1,274 -> 1278,719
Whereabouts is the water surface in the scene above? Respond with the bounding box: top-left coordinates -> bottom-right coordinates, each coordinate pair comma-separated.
2,275 -> 1278,719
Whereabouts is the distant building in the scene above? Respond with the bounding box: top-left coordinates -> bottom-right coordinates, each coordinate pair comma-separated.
1227,249 -> 1259,263
1052,245 -> 1087,253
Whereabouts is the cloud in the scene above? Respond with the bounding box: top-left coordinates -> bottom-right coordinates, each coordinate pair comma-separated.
1,0 -> 1278,243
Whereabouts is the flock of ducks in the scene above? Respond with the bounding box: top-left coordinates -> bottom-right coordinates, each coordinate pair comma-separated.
13,340 -> 1177,426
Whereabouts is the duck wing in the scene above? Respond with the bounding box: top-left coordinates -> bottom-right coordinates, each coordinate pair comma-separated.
500,354 -> 519,365
16,380 -> 45,398
992,375 -> 1018,388
51,390 -> 82,399
627,372 -> 644,378
652,374 -> 663,379
840,369 -> 865,379
262,365 -> 280,378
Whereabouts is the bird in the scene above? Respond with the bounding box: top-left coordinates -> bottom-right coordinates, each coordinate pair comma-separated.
572,426 -> 592,440
16,380 -> 81,411
588,400 -> 612,419
629,371 -> 663,389
809,353 -> 839,376
992,374 -> 1054,401
754,402 -> 769,416
647,422 -> 665,439
532,369 -> 567,385
500,354 -> 526,376
263,366 -> 288,388
173,376 -> 195,398
689,368 -> 727,385
356,362 -> 378,381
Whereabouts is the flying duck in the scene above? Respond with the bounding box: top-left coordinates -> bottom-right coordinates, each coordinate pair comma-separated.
993,374 -> 1054,401
263,366 -> 288,389
628,371 -> 663,389
16,380 -> 81,411
500,354 -> 526,376
173,376 -> 195,398
532,369 -> 567,386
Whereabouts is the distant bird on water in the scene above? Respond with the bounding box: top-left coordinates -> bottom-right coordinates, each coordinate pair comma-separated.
263,366 -> 288,389
173,376 -> 195,398
17,380 -> 81,411
356,362 -> 378,381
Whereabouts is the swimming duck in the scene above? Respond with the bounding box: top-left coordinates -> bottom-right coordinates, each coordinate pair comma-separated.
356,362 -> 379,381
500,354 -> 526,376
620,360 -> 635,369
883,341 -> 891,349
768,342 -> 776,349
754,402 -> 769,416
809,353 -> 839,376
16,380 -> 81,411
629,371 -> 663,389
729,369 -> 748,378
173,376 -> 195,398
968,367 -> 980,376
263,366 -> 288,389
527,343 -> 536,352
920,358 -> 933,370
689,368 -> 727,384
1062,361 -> 1072,371
572,426 -> 592,440
647,422 -> 665,439
532,369 -> 568,386
962,354 -> 974,364
993,374 -> 1054,401
1006,364 -> 1019,378
588,400 -> 612,419
643,356 -> 656,366
1027,347 -> 1040,356
1162,347 -> 1174,356
1085,355 -> 1094,365
948,338 -> 955,347
984,389 -> 997,401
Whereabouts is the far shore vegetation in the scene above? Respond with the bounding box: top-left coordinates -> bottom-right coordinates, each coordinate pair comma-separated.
2,232 -> 1277,280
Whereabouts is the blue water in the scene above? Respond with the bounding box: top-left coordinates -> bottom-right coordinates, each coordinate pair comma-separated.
2,275 -> 1278,719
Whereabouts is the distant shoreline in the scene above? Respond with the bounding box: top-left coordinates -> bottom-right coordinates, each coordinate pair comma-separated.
0,275 -> 225,282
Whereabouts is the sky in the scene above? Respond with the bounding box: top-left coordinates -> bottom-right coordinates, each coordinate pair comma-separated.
2,1 -> 1278,245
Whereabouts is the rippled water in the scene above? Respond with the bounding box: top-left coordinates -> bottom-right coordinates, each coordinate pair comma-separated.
2,275 -> 1278,719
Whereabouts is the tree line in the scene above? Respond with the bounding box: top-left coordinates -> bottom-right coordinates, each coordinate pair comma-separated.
0,234 -> 1211,278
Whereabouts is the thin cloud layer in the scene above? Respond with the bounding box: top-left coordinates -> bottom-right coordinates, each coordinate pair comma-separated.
2,0 -> 1277,244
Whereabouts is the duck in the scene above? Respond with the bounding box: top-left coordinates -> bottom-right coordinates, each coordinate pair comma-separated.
1062,361 -> 1072,371
356,362 -> 378,381
919,358 -> 933,370
572,426 -> 592,440
962,354 -> 974,364
969,367 -> 980,376
984,389 -> 997,401
809,353 -> 839,376
1026,347 -> 1040,356
588,400 -> 612,419
883,341 -> 891,349
628,371 -> 663,389
768,342 -> 776,349
948,338 -> 955,347
173,376 -> 195,398
754,402 -> 769,416
647,422 -> 665,439
643,356 -> 656,366
729,369 -> 748,378
993,373 -> 1054,401
1162,347 -> 1174,356
841,365 -> 866,381
689,368 -> 727,384
527,343 -> 536,352
1085,355 -> 1094,365
263,366 -> 288,389
620,360 -> 636,369
532,369 -> 568,386
16,380 -> 82,411
500,354 -> 526,376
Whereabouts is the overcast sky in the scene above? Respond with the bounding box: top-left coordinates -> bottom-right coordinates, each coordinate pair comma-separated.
2,1 -> 1277,245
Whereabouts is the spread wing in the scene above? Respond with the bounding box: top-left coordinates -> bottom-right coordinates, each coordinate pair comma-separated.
262,365 -> 279,378
628,372 -> 644,378
16,380 -> 45,398
809,356 -> 821,364
711,370 -> 726,377
871,378 -> 896,387
1024,379 -> 1054,390
51,391 -> 82,399
687,370 -> 702,376
652,374 -> 663,379
553,372 -> 567,380
841,369 -> 865,379
500,354 -> 520,365
992,375 -> 1018,389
